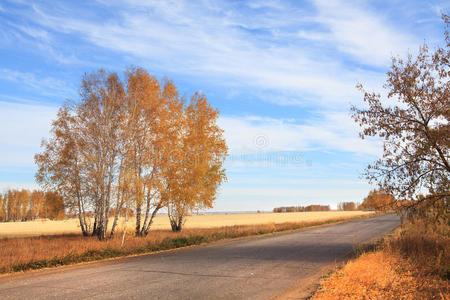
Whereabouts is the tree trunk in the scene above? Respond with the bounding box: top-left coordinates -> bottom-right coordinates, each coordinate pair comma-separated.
170,214 -> 183,232
140,190 -> 152,236
97,197 -> 107,241
121,209 -> 129,248
78,211 -> 88,237
143,205 -> 161,236
110,193 -> 124,238
76,194 -> 88,236
135,203 -> 142,236
92,205 -> 98,237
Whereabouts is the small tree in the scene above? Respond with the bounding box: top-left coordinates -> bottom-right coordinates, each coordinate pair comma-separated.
359,190 -> 395,211
351,15 -> 449,220
29,191 -> 45,220
44,191 -> 66,220
338,202 -> 357,211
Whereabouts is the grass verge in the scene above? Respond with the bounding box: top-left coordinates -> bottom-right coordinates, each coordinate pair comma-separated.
0,214 -> 375,274
311,218 -> 449,299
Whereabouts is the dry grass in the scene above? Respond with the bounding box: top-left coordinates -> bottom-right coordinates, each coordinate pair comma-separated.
311,219 -> 449,300
0,211 -> 372,238
0,213 -> 374,274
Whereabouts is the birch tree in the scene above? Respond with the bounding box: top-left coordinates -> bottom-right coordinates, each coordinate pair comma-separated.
167,93 -> 228,232
35,104 -> 93,235
35,67 -> 228,238
120,68 -> 172,237
36,70 -> 126,239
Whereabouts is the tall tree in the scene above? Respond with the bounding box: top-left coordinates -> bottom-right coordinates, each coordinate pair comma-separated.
7,190 -> 18,221
167,93 -> 228,232
113,68 -> 170,237
36,67 -> 228,238
36,70 -> 126,239
135,79 -> 185,236
36,104 -> 93,234
351,15 -> 449,218
0,194 -> 5,222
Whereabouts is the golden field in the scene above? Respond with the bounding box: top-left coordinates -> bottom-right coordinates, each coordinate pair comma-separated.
0,212 -> 375,274
0,211 -> 373,238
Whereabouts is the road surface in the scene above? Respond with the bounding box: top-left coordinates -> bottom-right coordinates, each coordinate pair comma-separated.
0,214 -> 399,299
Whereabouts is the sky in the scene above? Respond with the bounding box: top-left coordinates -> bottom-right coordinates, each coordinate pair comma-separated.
0,0 -> 448,211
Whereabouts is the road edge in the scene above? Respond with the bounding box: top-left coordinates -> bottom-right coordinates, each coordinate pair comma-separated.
272,216 -> 400,300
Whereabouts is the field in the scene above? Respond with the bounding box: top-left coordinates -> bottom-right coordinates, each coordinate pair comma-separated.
0,211 -> 373,238
0,211 -> 374,273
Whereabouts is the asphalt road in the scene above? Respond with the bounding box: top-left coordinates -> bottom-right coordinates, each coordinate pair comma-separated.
0,214 -> 399,300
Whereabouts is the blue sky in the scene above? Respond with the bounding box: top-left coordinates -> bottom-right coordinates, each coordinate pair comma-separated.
0,0 -> 447,211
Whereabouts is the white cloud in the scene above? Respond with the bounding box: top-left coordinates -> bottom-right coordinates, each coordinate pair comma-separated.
0,100 -> 57,166
8,22 -> 51,42
23,0 -> 415,107
431,4 -> 447,17
218,112 -> 382,156
311,0 -> 418,66
0,69 -> 75,97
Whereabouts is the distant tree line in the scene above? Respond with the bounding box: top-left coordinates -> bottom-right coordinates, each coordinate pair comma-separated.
337,202 -> 358,211
0,189 -> 65,222
273,205 -> 330,213
273,190 -> 397,213
336,190 -> 396,211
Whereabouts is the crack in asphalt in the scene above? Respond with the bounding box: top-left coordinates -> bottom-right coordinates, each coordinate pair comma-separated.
118,269 -> 272,279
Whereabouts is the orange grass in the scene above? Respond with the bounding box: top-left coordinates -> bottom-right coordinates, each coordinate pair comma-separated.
0,214 -> 373,274
312,219 -> 449,300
